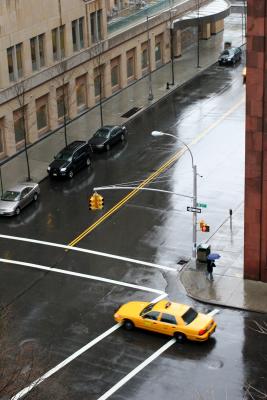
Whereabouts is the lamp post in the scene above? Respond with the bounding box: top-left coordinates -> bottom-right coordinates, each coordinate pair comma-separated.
151,131 -> 198,259
197,0 -> 200,68
146,15 -> 154,101
168,1 -> 175,86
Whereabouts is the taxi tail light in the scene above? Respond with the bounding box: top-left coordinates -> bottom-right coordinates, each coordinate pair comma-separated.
199,329 -> 207,336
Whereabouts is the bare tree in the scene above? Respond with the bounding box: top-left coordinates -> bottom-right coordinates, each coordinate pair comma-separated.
11,81 -> 31,181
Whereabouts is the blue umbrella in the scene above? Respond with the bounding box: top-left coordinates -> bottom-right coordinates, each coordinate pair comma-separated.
207,253 -> 221,261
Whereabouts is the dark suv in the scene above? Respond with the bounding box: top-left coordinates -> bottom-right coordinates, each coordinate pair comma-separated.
47,141 -> 92,179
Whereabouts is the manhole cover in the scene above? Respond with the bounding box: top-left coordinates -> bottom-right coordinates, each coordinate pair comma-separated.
121,106 -> 142,118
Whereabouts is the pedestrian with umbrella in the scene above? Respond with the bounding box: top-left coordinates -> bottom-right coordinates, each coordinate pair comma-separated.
206,253 -> 221,281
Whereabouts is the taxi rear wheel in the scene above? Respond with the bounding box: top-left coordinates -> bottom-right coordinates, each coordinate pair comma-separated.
174,332 -> 186,343
124,320 -> 134,331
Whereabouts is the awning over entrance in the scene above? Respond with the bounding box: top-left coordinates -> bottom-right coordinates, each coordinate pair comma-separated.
173,0 -> 231,30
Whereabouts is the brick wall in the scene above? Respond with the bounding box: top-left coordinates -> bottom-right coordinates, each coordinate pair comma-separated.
244,0 -> 267,282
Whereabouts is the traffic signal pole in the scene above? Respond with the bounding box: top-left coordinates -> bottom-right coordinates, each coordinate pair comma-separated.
192,164 -> 197,259
151,131 -> 198,259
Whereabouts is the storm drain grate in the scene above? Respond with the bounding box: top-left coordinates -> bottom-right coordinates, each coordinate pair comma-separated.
177,259 -> 188,266
121,106 -> 142,118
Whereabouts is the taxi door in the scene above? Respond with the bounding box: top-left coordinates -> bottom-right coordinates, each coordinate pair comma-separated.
140,311 -> 161,333
157,313 -> 178,336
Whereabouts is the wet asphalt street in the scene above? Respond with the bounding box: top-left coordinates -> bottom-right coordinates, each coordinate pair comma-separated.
0,62 -> 266,399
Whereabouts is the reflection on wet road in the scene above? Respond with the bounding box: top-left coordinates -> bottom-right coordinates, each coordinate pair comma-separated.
0,62 -> 266,400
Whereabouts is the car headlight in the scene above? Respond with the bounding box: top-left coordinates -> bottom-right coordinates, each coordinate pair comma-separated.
97,144 -> 104,148
60,167 -> 67,172
47,166 -> 51,171
228,58 -> 232,61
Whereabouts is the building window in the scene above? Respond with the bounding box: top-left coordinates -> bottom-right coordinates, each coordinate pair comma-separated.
30,34 -> 45,71
7,43 -> 23,82
155,36 -> 162,64
72,17 -> 84,52
36,95 -> 49,133
111,65 -> 119,88
0,120 -> 5,158
141,45 -> 148,70
13,108 -> 27,148
76,75 -> 87,110
94,74 -> 101,97
94,66 -> 104,98
90,10 -> 102,43
52,26 -> 65,61
127,49 -> 135,80
111,57 -> 120,91
57,85 -> 68,119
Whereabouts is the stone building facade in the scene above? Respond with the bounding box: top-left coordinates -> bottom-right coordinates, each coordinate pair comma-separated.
0,0 -> 225,162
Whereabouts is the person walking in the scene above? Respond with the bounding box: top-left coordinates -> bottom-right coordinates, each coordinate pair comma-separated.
206,259 -> 215,281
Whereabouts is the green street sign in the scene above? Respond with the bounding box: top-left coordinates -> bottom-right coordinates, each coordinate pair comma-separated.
197,202 -> 207,208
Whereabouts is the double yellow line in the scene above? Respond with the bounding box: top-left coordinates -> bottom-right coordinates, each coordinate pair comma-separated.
68,147 -> 188,247
69,97 -> 244,247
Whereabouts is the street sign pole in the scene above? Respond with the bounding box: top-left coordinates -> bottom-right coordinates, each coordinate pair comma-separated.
193,164 -> 197,258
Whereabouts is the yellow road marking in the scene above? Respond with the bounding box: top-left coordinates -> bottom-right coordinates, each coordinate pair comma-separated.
69,97 -> 244,247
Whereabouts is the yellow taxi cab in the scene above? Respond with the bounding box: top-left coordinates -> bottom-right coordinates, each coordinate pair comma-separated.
243,67 -> 246,84
114,299 -> 217,342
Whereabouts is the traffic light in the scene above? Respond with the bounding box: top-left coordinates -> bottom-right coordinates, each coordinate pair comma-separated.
89,193 -> 98,210
199,219 -> 205,229
96,193 -> 104,210
201,224 -> 210,232
89,192 -> 104,210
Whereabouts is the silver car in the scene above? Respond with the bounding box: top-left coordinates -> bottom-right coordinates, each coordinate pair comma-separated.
0,182 -> 40,216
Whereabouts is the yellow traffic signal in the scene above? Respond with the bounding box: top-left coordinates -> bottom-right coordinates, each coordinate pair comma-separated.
89,192 -> 104,210
96,194 -> 104,210
89,193 -> 98,210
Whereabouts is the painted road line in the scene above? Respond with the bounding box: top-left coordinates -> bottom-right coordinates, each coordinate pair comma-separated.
11,291 -> 167,400
0,234 -> 175,272
98,338 -> 176,400
0,258 -> 165,296
207,309 -> 220,317
69,97 -> 245,247
68,148 -> 188,247
11,324 -> 121,400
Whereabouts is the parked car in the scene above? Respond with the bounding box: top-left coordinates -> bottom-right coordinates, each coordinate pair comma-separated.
88,125 -> 127,151
114,299 -> 217,343
47,141 -> 92,179
0,182 -> 40,216
218,47 -> 242,65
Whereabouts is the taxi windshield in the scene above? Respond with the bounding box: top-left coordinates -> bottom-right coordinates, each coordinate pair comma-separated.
140,302 -> 158,316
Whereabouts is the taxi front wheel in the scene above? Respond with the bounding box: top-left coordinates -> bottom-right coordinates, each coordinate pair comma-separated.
174,332 -> 186,343
124,320 -> 134,330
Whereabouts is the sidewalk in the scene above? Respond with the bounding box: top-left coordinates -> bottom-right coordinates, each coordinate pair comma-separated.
180,202 -> 267,314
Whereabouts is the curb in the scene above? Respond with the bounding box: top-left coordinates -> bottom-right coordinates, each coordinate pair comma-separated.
179,261 -> 267,315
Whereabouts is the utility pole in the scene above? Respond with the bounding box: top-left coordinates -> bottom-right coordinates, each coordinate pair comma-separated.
151,131 -> 198,259
197,0 -> 200,68
169,0 -> 175,86
146,15 -> 154,101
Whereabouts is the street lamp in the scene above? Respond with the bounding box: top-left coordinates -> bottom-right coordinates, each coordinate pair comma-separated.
146,15 -> 154,101
151,130 -> 198,259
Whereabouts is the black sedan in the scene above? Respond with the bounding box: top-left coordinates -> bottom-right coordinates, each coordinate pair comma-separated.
218,47 -> 242,66
88,125 -> 127,151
